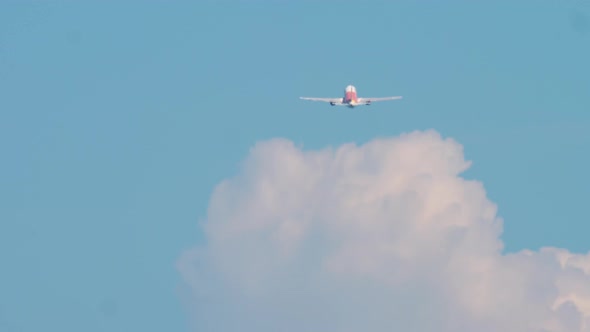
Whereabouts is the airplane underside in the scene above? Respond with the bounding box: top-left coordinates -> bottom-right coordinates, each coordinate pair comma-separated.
330,101 -> 371,108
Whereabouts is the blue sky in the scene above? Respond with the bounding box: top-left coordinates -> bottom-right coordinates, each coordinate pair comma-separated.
1,1 -> 590,331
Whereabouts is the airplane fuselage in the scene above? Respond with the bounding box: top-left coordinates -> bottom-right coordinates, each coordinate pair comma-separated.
334,85 -> 369,108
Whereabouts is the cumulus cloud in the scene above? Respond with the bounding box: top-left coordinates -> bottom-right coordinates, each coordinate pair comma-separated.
177,130 -> 590,332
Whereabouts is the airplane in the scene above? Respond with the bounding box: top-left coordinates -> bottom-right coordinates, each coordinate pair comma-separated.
300,85 -> 402,108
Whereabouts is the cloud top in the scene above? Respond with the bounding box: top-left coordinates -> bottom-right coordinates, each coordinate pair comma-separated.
178,130 -> 590,332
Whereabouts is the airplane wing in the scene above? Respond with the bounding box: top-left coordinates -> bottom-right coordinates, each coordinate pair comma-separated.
358,96 -> 403,103
300,97 -> 342,103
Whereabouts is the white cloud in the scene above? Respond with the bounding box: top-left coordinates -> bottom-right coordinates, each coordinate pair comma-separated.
177,129 -> 590,332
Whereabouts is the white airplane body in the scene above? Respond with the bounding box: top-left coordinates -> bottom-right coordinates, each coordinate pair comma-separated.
300,85 -> 402,108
